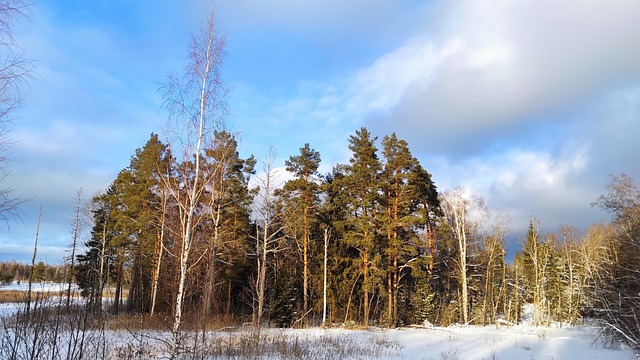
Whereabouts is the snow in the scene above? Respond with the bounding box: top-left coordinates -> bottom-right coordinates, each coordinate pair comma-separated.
256,325 -> 636,359
380,325 -> 635,360
0,323 -> 636,359
0,288 -> 636,360
0,281 -> 77,292
60,325 -> 636,359
0,302 -> 20,317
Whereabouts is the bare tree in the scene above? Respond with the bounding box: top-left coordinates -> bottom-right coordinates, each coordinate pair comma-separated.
592,174 -> 640,349
0,0 -> 33,226
440,187 -> 486,324
67,189 -> 83,312
160,9 -> 227,359
481,215 -> 508,325
252,146 -> 286,334
26,205 -> 41,316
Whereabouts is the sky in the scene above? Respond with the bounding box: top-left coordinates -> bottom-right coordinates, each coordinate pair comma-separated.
1,0 -> 639,264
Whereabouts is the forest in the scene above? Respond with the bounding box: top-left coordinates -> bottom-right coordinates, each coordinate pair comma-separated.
71,125 -> 640,349
0,2 -> 639,359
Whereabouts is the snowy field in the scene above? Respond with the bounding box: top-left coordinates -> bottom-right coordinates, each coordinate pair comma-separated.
51,325 -> 638,359
0,281 -> 77,292
0,286 -> 636,359
378,325 -> 636,359
0,317 -> 636,359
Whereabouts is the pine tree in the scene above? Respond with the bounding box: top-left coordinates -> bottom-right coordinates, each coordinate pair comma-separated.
113,134 -> 169,313
200,130 -> 256,317
380,133 -> 424,327
279,143 -> 321,319
76,189 -> 117,312
320,166 -> 354,324
341,127 -> 382,326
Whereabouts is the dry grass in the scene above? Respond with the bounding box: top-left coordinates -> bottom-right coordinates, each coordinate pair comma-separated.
189,329 -> 403,359
0,289 -> 402,359
0,290 -> 64,303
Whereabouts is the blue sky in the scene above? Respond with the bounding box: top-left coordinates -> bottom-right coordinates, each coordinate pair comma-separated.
2,0 -> 640,263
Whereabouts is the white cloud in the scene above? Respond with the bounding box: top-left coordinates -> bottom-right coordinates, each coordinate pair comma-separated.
338,0 -> 640,156
431,144 -> 595,233
228,0 -> 640,237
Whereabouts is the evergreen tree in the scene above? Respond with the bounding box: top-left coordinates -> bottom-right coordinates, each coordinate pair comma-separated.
76,185 -> 119,313
320,166 -> 355,324
340,127 -> 383,326
200,130 -> 256,317
278,143 -> 321,319
115,133 -> 169,313
380,133 -> 428,327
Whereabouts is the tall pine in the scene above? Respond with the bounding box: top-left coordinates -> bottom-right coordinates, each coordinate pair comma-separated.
279,143 -> 321,318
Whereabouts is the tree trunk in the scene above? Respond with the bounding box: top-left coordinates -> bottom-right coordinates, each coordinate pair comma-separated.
27,206 -> 42,317
322,228 -> 328,326
67,191 -> 82,312
98,215 -> 108,313
150,190 -> 167,316
113,246 -> 125,315
203,204 -> 221,318
303,206 -> 309,317
363,246 -> 370,327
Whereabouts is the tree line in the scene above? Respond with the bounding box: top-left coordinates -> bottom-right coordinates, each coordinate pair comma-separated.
0,261 -> 65,284
73,125 -> 640,340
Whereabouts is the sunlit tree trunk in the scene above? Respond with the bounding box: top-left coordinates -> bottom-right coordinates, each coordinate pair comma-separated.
160,9 -> 227,359
150,189 -> 167,316
441,187 -> 485,325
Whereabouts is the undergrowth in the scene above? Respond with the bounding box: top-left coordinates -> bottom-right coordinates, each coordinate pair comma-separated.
0,300 -> 402,359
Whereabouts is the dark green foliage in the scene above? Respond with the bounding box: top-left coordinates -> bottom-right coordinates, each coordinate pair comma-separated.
268,271 -> 298,327
277,143 -> 322,318
0,261 -> 63,284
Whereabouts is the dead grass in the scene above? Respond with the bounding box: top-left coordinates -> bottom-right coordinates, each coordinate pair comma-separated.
0,290 -> 64,303
191,329 -> 403,359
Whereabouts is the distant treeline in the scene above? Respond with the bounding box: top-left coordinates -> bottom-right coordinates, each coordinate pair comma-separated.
0,261 -> 66,284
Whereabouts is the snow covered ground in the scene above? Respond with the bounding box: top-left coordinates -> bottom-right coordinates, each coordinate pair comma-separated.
0,288 -> 636,359
97,325 -> 638,359
0,319 -> 635,359
378,325 -> 636,359
0,281 -> 77,292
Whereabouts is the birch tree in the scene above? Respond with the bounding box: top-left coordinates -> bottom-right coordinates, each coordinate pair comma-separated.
160,9 -> 227,358
440,187 -> 485,324
480,217 -> 508,324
